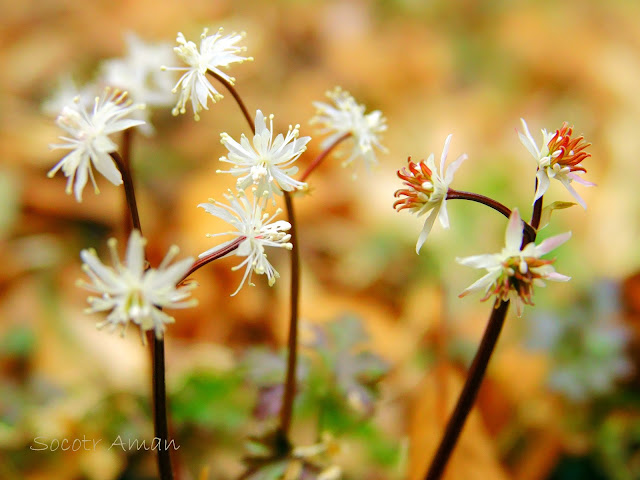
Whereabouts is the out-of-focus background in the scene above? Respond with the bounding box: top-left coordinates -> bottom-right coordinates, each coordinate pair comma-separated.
2,0 -> 640,479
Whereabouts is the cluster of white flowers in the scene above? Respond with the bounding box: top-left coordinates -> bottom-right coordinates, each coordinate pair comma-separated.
394,118 -> 592,314
101,32 -> 176,134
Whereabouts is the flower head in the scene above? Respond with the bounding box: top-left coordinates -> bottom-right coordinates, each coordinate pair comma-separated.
457,208 -> 571,316
518,118 -> 594,209
310,87 -> 387,175
394,134 -> 467,253
217,110 -> 311,200
78,230 -> 197,340
101,32 -> 176,134
163,28 -> 252,120
198,190 -> 293,296
48,87 -> 145,202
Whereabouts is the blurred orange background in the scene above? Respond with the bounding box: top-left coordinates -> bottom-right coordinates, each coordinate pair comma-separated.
1,1 -> 639,479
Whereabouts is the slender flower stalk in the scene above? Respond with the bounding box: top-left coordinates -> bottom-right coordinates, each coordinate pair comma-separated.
424,299 -> 510,480
279,191 -> 299,437
177,236 -> 245,285
446,190 -> 537,245
110,144 -> 179,480
209,73 -> 302,442
299,132 -> 351,182
423,190 -> 573,480
207,69 -> 255,132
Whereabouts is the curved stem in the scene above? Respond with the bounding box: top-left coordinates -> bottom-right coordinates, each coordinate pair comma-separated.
447,189 -> 536,245
177,237 -> 245,285
299,132 -> 351,182
279,191 -> 300,437
424,299 -> 510,480
210,66 -> 302,440
207,70 -> 255,133
111,151 -> 142,234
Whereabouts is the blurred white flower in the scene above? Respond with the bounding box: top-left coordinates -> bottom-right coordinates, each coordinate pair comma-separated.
394,134 -> 467,253
457,208 -> 571,316
48,88 -> 145,202
101,32 -> 176,134
518,118 -> 594,209
217,110 -> 311,199
310,87 -> 387,175
163,28 -> 252,120
198,190 -> 292,296
41,74 -> 97,117
78,230 -> 197,340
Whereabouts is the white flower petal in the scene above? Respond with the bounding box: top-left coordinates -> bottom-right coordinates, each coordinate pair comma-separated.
504,208 -> 523,251
535,231 -> 572,256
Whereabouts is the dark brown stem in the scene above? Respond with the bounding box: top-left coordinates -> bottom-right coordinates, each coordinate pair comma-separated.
424,299 -> 510,480
207,70 -> 255,133
110,151 -> 142,234
447,189 -> 536,245
177,237 -> 245,285
113,148 -> 174,480
210,68 -> 301,441
531,189 -> 543,232
149,334 -> 175,480
299,132 -> 351,182
120,129 -> 133,235
279,191 -> 300,438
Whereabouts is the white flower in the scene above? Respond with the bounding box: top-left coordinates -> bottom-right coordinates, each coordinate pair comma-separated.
198,190 -> 293,296
394,134 -> 467,253
518,118 -> 594,209
310,87 -> 387,175
101,32 -> 176,134
217,110 -> 311,200
163,28 -> 252,120
457,208 -> 571,316
48,88 -> 146,202
78,230 -> 197,340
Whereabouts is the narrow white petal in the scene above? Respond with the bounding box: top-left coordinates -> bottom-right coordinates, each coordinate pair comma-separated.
505,208 -> 523,251
535,231 -> 572,256
440,134 -> 453,173
416,206 -> 439,254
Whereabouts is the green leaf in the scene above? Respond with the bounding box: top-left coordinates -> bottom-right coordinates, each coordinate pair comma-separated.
538,201 -> 576,230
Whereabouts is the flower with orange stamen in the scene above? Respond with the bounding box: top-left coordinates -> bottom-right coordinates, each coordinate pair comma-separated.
519,119 -> 594,209
394,134 -> 467,253
457,208 -> 571,316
